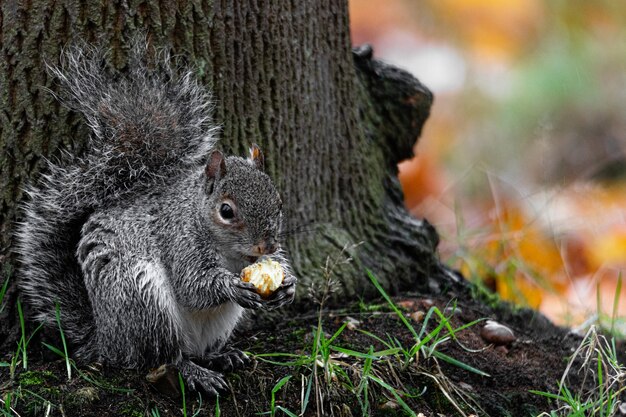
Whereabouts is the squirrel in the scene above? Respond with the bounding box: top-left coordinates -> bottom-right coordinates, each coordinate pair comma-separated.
15,42 -> 297,395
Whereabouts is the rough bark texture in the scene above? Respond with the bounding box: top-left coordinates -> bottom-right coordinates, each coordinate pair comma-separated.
0,0 -> 441,338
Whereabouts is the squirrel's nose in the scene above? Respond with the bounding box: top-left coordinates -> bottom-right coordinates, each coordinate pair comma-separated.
253,240 -> 278,255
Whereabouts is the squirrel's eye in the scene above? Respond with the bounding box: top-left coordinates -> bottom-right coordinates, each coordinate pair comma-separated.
219,203 -> 235,220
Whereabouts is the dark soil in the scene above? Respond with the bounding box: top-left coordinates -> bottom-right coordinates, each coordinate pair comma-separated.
0,276 -> 614,417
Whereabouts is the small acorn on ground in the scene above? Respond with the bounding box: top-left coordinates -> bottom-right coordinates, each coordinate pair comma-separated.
481,320 -> 516,345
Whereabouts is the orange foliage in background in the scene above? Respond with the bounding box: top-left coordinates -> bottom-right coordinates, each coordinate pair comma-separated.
424,0 -> 543,63
350,0 -> 626,327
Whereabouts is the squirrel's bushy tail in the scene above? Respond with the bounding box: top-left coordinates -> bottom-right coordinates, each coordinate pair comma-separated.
16,41 -> 218,358
51,41 -> 218,186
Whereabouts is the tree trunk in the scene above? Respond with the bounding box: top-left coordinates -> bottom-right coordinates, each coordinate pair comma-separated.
0,0 -> 441,332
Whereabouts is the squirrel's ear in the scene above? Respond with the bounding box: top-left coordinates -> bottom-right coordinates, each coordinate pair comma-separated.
205,150 -> 226,180
248,143 -> 264,171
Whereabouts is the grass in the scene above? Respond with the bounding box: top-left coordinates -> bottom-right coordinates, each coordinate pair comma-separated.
178,372 -> 187,417
531,274 -> 626,417
531,326 -> 626,417
364,269 -> 488,415
41,303 -> 72,380
610,273 -> 622,336
175,369 -> 210,417
4,240 -> 619,416
441,172 -> 626,339
445,190 -> 626,416
3,362 -> 137,415
268,376 -> 296,417
0,270 -> 10,314
589,273 -> 626,339
0,392 -> 19,417
214,393 -> 220,417
254,245 -> 488,416
4,299 -> 43,380
366,269 -> 488,376
448,221 -> 557,314
1,298 -> 135,415
256,244 -> 359,416
1,371 -> 60,415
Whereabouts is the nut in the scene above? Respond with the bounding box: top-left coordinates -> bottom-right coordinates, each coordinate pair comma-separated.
480,320 -> 516,345
241,257 -> 285,298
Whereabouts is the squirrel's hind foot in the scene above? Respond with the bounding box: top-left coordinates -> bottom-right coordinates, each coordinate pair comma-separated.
178,359 -> 228,397
192,347 -> 251,374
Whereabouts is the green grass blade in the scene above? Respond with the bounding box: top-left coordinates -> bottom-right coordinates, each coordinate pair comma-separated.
301,374 -> 313,415
326,322 -> 348,346
370,347 -> 403,357
275,406 -> 298,417
357,329 -> 394,349
26,323 -> 44,347
270,376 -> 291,417
0,275 -> 10,313
362,346 -> 374,377
417,307 -> 437,341
597,351 -> 604,417
190,393 -> 203,417
597,280 -> 602,322
253,352 -> 309,366
611,272 -> 622,335
42,342 -> 65,357
272,375 -> 292,394
253,352 -> 306,358
414,318 -> 446,354
359,348 -> 373,415
54,303 -> 72,380
330,345 -> 401,359
432,351 -> 490,377
610,338 -> 619,367
447,317 -> 486,336
254,358 -> 305,366
178,372 -> 187,417
1,393 -> 13,415
354,351 -> 373,415
75,367 -> 134,393
17,299 -> 27,369
529,390 -> 568,402
430,306 -> 463,341
366,269 -> 418,340
368,375 -> 417,417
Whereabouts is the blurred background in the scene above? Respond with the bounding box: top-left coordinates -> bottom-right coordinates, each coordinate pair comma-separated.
349,0 -> 626,331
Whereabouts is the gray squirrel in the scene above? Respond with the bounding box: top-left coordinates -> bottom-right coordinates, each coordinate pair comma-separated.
15,43 -> 296,395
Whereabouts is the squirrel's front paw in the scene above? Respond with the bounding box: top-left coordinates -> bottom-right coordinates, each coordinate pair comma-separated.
230,278 -> 265,309
178,359 -> 228,396
263,275 -> 297,310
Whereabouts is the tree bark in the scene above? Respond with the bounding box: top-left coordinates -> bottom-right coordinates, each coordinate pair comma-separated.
0,0 -> 441,333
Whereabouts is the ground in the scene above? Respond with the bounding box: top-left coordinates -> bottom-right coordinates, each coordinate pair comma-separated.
0,272 -> 618,417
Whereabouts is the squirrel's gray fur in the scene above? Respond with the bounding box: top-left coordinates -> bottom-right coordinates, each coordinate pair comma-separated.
15,42 -> 296,394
